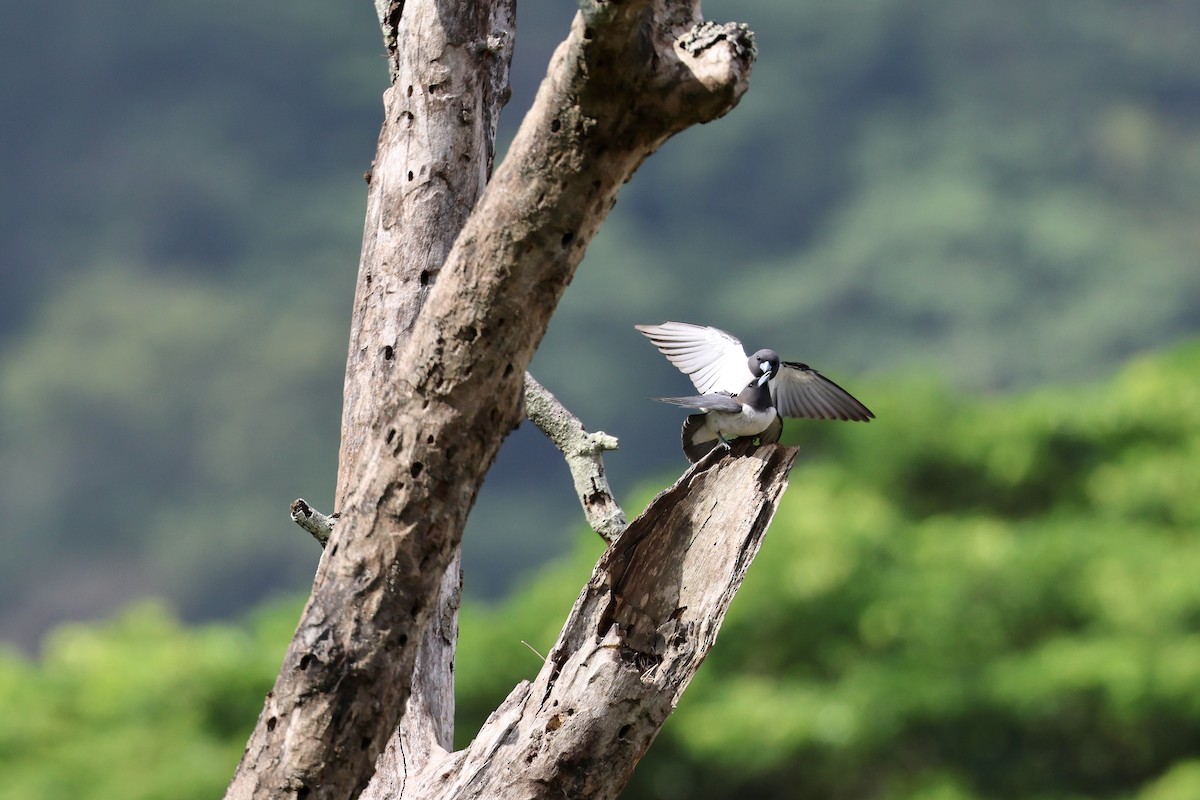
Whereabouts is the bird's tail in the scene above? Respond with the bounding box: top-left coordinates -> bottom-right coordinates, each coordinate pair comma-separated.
652,394 -> 711,410
681,414 -> 719,463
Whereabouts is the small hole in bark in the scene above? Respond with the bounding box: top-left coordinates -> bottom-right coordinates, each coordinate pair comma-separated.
411,461 -> 424,478
411,598 -> 423,618
329,544 -> 338,557
382,345 -> 394,361
361,737 -> 372,751
385,428 -> 396,444
365,272 -> 372,286
618,724 -> 632,740
299,654 -> 312,671
419,269 -> 432,286
426,434 -> 434,444
561,231 -> 575,248
583,27 -> 595,40
266,716 -> 277,731
503,363 -> 514,377
398,633 -> 408,647
298,788 -> 310,800
550,118 -> 561,133
406,84 -> 413,97
407,170 -> 414,181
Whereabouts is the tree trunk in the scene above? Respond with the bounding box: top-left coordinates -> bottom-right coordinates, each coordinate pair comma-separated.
333,0 -> 516,773
226,0 -> 757,797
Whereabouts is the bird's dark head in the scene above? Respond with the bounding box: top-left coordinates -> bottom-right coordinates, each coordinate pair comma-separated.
749,349 -> 780,385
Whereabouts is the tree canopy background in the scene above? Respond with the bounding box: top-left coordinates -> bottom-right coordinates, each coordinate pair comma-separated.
4,0 -> 1197,644
2,4 -> 1200,793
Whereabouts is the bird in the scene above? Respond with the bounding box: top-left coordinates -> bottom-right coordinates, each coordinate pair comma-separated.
636,321 -> 874,462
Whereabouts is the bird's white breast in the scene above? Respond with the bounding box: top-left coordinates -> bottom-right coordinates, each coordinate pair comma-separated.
708,405 -> 777,438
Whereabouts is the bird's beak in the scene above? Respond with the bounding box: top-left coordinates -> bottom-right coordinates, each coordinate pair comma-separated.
757,368 -> 772,386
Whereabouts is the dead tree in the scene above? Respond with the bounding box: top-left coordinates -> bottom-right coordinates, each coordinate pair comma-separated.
225,0 -> 783,798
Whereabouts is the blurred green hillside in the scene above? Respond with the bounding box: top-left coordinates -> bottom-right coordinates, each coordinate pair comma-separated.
3,342 -> 1198,799
2,0 -> 1199,642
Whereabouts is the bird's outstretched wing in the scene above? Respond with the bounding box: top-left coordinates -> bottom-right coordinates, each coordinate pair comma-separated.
635,322 -> 751,395
771,362 -> 874,422
651,392 -> 743,413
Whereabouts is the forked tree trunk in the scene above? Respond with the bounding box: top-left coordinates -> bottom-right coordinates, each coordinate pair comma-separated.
226,1 -> 762,798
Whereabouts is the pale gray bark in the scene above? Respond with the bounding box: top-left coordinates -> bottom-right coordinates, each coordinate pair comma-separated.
290,498 -> 337,547
524,373 -> 626,543
227,0 -> 757,797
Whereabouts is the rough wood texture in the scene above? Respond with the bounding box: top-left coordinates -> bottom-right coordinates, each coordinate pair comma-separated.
370,443 -> 798,799
227,0 -> 755,797
524,373 -> 626,542
335,0 -> 515,508
227,1 -> 514,798
342,0 -> 515,790
290,498 -> 336,547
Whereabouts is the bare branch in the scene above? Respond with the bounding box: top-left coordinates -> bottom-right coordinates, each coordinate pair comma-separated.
524,372 -> 626,543
290,498 -> 336,547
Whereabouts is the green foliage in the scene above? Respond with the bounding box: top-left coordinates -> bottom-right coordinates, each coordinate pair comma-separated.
455,342 -> 1200,800
3,343 -> 1199,798
3,3 -> 1199,794
0,602 -> 296,800
0,266 -> 344,631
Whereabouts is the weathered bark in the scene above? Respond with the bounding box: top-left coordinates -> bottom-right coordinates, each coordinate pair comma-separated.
227,0 -> 755,797
286,498 -> 462,782
290,498 -> 336,547
365,443 -> 798,799
335,0 -> 515,508
228,1 -> 514,799
330,4 -> 516,776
